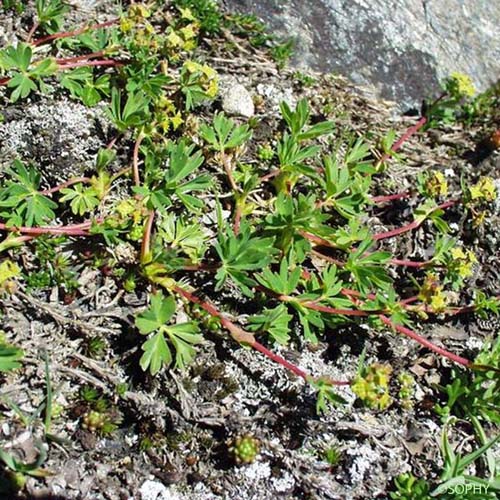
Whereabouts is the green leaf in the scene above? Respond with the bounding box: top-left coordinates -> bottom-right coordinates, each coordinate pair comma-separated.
0,43 -> 32,71
0,341 -> 23,373
200,112 -> 252,153
247,304 -> 292,345
215,221 -> 277,296
255,257 -> 301,295
60,184 -> 99,216
107,88 -> 150,131
140,331 -> 172,375
164,322 -> 203,369
135,292 -> 176,334
8,72 -> 37,102
0,160 -> 57,226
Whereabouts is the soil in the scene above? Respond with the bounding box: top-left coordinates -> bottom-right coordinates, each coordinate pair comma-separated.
0,2 -> 499,500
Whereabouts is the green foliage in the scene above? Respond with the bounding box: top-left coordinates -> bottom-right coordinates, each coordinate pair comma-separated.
264,193 -> 333,256
60,67 -> 111,106
391,473 -> 431,500
135,292 -> 202,373
320,153 -> 371,218
157,213 -> 208,263
1,0 -> 25,14
200,112 -> 252,153
435,337 -> 500,424
0,43 -> 57,101
247,304 -> 292,345
179,60 -> 218,110
270,39 -> 294,69
230,434 -> 260,464
0,337 -> 23,373
136,139 -> 211,212
310,377 -> 347,414
107,88 -> 151,131
323,446 -> 342,467
173,0 -> 222,34
35,0 -> 70,33
59,183 -> 100,216
215,221 -> 277,297
0,160 -> 57,227
344,239 -> 392,293
431,418 -> 500,498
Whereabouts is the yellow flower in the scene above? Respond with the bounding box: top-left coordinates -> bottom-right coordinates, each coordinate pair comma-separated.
180,25 -> 197,40
130,4 -> 150,20
469,177 -> 496,202
179,7 -> 195,21
450,247 -> 477,278
170,112 -> 184,130
183,60 -> 201,73
0,259 -> 20,292
166,30 -> 183,48
352,364 -> 392,410
426,171 -> 448,197
201,64 -> 216,79
120,17 -> 134,33
205,78 -> 218,98
448,72 -> 475,98
430,290 -> 448,313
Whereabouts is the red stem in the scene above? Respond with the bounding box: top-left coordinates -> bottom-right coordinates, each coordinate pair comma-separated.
390,258 -> 430,268
40,177 -> 91,195
26,21 -> 40,42
55,50 -> 106,64
373,199 -> 458,241
0,221 -> 92,236
173,285 -> 350,385
378,314 -> 471,367
371,192 -> 411,204
32,18 -> 119,46
233,204 -> 243,235
140,210 -> 155,262
376,116 -> 428,167
58,59 -> 122,69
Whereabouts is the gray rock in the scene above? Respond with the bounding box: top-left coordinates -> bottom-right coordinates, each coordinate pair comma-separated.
226,0 -> 500,110
222,83 -> 255,117
0,97 -> 109,183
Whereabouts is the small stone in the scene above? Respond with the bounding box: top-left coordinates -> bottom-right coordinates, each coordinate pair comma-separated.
222,84 -> 255,118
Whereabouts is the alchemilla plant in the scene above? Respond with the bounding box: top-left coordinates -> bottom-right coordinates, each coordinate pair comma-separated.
0,0 -> 499,496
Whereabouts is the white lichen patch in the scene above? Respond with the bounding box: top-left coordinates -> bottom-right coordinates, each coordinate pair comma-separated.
0,97 -> 109,182
345,442 -> 380,484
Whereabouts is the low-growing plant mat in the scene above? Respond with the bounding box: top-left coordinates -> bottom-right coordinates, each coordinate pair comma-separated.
0,1 -> 498,499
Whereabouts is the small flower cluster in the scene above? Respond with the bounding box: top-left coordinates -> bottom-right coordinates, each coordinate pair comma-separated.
351,363 -> 392,410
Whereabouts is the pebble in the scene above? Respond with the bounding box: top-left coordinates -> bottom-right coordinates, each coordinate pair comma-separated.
222,84 -> 255,118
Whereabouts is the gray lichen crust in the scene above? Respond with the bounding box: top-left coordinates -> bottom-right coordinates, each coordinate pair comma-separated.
0,97 -> 110,183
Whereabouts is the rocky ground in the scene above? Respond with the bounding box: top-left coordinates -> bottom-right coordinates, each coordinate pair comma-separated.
0,2 -> 499,500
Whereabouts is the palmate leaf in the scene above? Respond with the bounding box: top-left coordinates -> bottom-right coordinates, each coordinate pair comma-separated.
345,239 -> 392,293
200,112 -> 252,152
214,221 -> 277,296
136,292 -> 202,373
247,304 -> 292,345
280,98 -> 334,140
135,292 -> 176,334
0,160 -> 57,226
140,331 -> 172,375
60,185 -> 99,216
0,43 -> 32,72
165,323 -> 203,369
136,140 -> 211,212
255,257 -> 302,295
